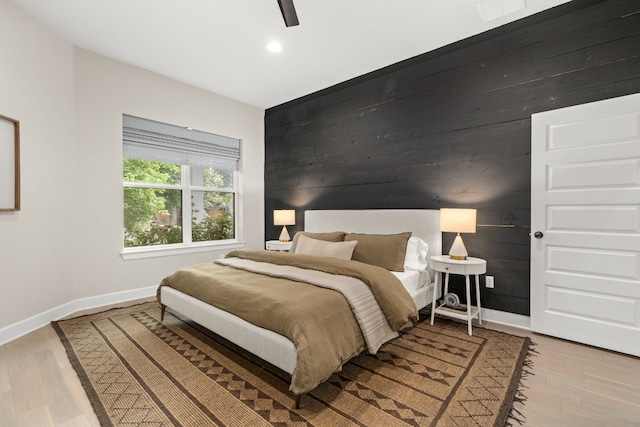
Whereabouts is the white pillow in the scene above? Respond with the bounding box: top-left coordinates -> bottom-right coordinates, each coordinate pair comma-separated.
404,237 -> 429,271
294,235 -> 358,260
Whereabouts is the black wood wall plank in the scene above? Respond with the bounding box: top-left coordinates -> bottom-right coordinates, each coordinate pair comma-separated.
264,0 -> 640,316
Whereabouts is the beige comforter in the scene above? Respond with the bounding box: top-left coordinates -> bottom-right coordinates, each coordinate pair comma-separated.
158,249 -> 418,395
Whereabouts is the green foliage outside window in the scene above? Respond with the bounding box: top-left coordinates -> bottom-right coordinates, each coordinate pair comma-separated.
124,217 -> 183,247
123,158 -> 234,247
192,209 -> 234,242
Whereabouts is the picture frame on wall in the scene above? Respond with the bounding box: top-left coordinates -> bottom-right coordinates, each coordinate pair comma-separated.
0,114 -> 20,211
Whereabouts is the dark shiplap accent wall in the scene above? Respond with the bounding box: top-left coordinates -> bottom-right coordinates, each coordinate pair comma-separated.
264,0 -> 640,316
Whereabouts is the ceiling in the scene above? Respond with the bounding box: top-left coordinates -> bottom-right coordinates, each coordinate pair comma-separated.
12,0 -> 571,109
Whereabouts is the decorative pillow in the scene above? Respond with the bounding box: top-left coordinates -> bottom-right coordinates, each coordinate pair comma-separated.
289,231 -> 347,252
344,232 -> 412,272
404,237 -> 429,271
294,235 -> 358,260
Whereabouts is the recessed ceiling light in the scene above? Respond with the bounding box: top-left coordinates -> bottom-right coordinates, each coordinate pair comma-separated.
266,41 -> 283,53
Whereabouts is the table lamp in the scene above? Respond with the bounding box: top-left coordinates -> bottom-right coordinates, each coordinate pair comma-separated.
440,208 -> 476,260
274,209 -> 295,242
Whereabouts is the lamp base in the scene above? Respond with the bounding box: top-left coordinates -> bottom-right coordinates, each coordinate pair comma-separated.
448,233 -> 469,260
279,225 -> 291,242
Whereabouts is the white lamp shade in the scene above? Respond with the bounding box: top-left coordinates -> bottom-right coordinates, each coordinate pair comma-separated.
440,208 -> 477,233
274,209 -> 295,226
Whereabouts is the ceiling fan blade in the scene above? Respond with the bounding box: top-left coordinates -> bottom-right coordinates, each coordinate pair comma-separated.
277,0 -> 299,27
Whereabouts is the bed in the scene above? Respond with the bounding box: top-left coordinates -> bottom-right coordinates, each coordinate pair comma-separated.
158,209 -> 441,407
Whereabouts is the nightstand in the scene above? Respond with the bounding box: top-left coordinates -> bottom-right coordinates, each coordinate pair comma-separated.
265,240 -> 292,251
429,255 -> 487,336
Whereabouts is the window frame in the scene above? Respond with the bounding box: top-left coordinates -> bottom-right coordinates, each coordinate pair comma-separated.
121,163 -> 244,260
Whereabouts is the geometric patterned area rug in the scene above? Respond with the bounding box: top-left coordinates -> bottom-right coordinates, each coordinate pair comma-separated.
52,301 -> 532,427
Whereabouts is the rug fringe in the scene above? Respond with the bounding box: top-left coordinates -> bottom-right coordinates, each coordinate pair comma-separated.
506,341 -> 537,426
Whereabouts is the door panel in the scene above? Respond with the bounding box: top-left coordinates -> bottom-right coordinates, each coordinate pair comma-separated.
548,112 -> 639,149
547,206 -> 640,233
546,246 -> 638,279
549,160 -> 639,189
531,92 -> 640,357
545,286 -> 637,326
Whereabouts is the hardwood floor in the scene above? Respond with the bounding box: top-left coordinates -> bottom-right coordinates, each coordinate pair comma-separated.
1,302 -> 639,426
490,323 -> 640,427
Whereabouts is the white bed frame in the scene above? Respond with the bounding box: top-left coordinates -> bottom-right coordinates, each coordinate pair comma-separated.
160,209 -> 441,403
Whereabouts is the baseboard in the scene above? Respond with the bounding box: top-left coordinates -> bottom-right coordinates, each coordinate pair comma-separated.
1,285 -> 532,346
0,285 -> 157,346
481,307 -> 531,330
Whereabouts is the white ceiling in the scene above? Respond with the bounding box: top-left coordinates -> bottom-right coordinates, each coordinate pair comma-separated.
12,0 -> 571,109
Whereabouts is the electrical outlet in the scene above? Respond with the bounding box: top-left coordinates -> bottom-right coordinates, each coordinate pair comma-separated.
486,276 -> 495,288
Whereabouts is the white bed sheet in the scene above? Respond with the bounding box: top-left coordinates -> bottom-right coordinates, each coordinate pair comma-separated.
392,269 -> 431,295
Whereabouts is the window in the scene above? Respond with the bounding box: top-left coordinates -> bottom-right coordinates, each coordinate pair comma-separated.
122,114 -> 239,250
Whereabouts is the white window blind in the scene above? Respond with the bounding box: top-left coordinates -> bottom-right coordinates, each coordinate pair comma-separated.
123,114 -> 240,170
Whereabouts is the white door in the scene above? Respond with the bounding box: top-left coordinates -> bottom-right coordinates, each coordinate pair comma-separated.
531,93 -> 640,357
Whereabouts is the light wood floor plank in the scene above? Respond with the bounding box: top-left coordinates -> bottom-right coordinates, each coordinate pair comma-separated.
9,368 -> 48,416
560,401 -> 638,427
57,415 -> 97,427
584,372 -> 640,404
0,350 -> 10,394
0,389 -> 18,427
0,303 -> 639,426
5,343 -> 32,378
563,353 -> 640,385
16,405 -> 53,427
33,349 -> 82,425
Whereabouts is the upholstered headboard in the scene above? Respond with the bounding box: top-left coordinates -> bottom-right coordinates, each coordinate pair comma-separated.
304,209 -> 442,274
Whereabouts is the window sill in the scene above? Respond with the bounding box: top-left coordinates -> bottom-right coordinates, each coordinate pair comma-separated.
121,240 -> 246,260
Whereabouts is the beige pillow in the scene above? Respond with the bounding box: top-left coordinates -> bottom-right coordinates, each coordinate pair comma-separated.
344,232 -> 412,272
289,231 -> 347,252
294,235 -> 357,260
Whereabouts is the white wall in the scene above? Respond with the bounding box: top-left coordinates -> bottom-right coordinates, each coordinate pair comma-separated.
0,0 -> 265,336
0,0 -> 77,327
